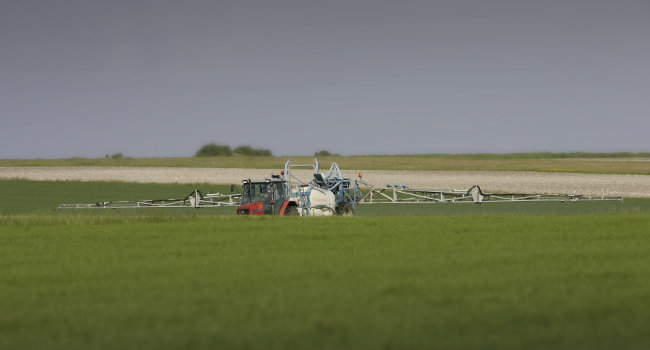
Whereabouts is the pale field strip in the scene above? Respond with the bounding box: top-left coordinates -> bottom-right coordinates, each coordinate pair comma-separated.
1,166 -> 649,198
568,158 -> 650,162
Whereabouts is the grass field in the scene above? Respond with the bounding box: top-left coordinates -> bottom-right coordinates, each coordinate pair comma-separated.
0,180 -> 235,216
2,179 -> 649,349
2,152 -> 650,174
2,214 -> 649,350
1,179 -> 647,216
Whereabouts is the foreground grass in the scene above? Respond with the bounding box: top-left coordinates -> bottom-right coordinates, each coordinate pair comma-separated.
1,215 -> 649,350
1,153 -> 650,174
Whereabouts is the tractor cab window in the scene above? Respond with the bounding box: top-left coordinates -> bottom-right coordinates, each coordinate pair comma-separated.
273,182 -> 285,201
256,184 -> 268,202
241,182 -> 273,205
241,183 -> 251,204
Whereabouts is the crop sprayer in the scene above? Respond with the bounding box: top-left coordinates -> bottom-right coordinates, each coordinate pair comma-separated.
58,158 -> 622,215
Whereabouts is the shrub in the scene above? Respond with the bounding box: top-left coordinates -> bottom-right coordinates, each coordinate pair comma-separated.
314,150 -> 340,157
314,150 -> 331,157
105,153 -> 124,159
234,145 -> 273,156
195,143 -> 233,157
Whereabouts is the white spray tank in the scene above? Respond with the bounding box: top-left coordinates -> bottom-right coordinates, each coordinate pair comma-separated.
292,186 -> 336,216
283,158 -> 337,216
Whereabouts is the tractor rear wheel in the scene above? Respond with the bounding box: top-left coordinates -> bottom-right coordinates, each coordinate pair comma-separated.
284,205 -> 300,216
336,203 -> 354,216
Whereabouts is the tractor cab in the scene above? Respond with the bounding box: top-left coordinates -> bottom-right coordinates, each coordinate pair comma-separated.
236,177 -> 290,215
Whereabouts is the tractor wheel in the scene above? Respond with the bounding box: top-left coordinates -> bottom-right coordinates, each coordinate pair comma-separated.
284,205 -> 300,216
336,203 -> 354,216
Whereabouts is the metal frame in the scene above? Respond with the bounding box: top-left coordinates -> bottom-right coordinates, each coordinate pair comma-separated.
58,190 -> 240,209
282,158 -> 364,214
359,184 -> 622,204
57,159 -> 624,211
283,159 -> 320,216
322,162 -> 363,207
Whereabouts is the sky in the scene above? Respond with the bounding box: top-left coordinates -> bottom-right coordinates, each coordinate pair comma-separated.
1,0 -> 649,158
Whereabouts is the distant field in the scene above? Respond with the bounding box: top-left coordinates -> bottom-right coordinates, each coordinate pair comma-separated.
1,214 -> 649,350
0,179 -> 234,216
1,179 -> 647,216
2,152 -> 650,174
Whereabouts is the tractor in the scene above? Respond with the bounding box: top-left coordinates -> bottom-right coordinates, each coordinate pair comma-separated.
236,159 -> 361,216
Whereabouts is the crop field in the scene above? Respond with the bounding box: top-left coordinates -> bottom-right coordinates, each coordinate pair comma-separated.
1,179 -> 649,350
2,214 -> 650,350
1,179 -> 647,216
2,152 -> 650,174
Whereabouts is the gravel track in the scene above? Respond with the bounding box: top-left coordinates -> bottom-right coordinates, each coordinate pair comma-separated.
1,166 -> 649,198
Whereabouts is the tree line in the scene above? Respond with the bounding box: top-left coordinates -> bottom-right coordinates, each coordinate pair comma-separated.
195,143 -> 340,157
195,143 -> 273,157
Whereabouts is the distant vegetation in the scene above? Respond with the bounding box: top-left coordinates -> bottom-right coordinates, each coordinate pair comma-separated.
233,145 -> 273,156
195,143 -> 272,157
104,153 -> 124,159
314,150 -> 341,157
195,143 -> 233,157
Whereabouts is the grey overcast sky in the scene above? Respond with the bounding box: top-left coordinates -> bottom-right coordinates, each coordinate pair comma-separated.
1,0 -> 649,158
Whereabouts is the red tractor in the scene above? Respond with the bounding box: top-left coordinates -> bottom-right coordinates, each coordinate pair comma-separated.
236,177 -> 301,216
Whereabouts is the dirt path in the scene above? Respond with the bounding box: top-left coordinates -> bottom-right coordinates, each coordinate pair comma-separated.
1,166 -> 649,198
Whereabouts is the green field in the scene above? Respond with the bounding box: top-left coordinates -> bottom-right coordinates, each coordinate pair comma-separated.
1,179 -> 649,349
2,152 -> 650,174
0,180 -> 236,216
1,179 -> 647,216
2,214 -> 650,350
